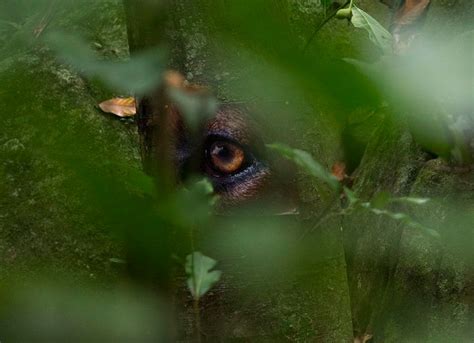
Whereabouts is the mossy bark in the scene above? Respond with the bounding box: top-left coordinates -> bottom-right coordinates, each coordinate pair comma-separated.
342,1 -> 474,340
344,114 -> 474,341
125,0 -> 356,340
0,0 -> 133,287
1,0 -> 472,341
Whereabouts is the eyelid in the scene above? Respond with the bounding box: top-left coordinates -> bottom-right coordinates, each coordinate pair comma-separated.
206,129 -> 250,146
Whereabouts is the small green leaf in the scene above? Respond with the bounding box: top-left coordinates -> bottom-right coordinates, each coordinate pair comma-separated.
351,5 -> 392,54
267,143 -> 339,191
194,178 -> 214,196
393,197 -> 430,205
185,252 -> 222,300
369,207 -> 384,215
109,258 -> 126,264
387,212 -> 407,220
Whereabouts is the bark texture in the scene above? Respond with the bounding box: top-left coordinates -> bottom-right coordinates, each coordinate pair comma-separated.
124,0 -> 356,340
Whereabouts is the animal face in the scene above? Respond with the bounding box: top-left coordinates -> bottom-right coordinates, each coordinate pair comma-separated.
137,72 -> 298,211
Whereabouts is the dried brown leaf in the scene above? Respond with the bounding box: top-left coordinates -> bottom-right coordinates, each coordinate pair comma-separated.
391,0 -> 431,54
393,0 -> 431,29
99,97 -> 136,117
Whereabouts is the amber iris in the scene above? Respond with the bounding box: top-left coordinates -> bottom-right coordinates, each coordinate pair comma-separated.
208,141 -> 245,175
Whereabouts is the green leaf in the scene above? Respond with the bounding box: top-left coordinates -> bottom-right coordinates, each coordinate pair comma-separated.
351,5 -> 392,54
393,197 -> 430,205
266,143 -> 339,191
168,88 -> 218,131
366,207 -> 440,238
181,178 -> 217,208
185,252 -> 222,300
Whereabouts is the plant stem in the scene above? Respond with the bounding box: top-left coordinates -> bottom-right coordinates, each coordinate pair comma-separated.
303,0 -> 351,53
193,297 -> 202,343
189,227 -> 201,342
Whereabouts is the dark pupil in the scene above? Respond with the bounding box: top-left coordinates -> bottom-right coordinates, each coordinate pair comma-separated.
211,143 -> 233,163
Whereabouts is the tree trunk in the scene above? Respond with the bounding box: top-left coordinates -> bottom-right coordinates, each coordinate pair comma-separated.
124,0 -> 354,340
124,0 -> 474,341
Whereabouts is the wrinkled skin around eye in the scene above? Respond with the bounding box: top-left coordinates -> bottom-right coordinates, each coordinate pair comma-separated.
141,98 -> 298,211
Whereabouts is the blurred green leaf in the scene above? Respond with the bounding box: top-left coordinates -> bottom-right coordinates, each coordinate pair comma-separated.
185,252 -> 222,300
267,143 -> 339,191
345,31 -> 473,162
206,1 -> 381,111
45,31 -> 165,95
168,88 -> 218,131
0,283 -> 166,341
194,178 -> 214,196
172,178 -> 217,228
351,5 -> 392,54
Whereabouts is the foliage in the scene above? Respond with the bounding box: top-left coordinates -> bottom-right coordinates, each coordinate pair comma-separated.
46,31 -> 165,95
267,143 -> 340,191
350,5 -> 392,54
343,188 -> 438,237
185,252 -> 222,300
0,0 -> 473,341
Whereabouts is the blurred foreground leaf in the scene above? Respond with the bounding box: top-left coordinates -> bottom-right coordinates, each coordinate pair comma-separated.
185,252 -> 222,300
0,283 -> 166,341
168,87 -> 218,132
345,30 -> 474,163
45,31 -> 165,95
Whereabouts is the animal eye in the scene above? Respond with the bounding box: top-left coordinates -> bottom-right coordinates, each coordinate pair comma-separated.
206,140 -> 246,175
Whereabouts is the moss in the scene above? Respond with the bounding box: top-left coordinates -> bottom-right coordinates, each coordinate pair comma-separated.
0,0 -> 136,287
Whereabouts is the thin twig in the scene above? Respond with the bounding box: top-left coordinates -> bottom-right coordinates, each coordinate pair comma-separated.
33,0 -> 59,38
